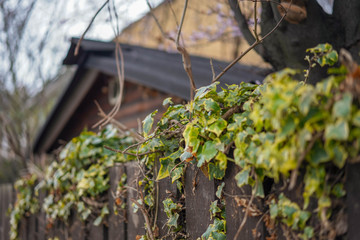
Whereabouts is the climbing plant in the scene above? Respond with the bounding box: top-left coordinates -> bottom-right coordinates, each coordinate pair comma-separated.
9,44 -> 360,239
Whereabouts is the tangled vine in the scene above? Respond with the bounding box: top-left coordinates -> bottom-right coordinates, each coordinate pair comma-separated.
9,44 -> 360,240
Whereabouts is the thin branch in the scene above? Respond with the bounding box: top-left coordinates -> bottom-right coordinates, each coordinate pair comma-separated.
233,178 -> 257,240
253,0 -> 259,42
104,145 -> 160,157
93,101 -> 144,142
212,0 -> 287,83
175,0 -> 188,46
74,0 -> 109,56
146,0 -> 196,100
210,58 -> 216,82
93,40 -> 125,129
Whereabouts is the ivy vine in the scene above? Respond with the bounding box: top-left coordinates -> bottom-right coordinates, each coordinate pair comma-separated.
9,44 -> 360,240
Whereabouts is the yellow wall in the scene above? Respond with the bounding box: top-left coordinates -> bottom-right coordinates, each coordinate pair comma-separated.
118,0 -> 270,68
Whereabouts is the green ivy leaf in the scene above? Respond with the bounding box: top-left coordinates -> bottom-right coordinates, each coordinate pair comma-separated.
235,167 -> 250,188
142,110 -> 158,137
332,145 -> 348,168
331,183 -> 346,198
168,212 -> 179,228
197,141 -> 218,167
209,200 -> 221,218
163,97 -> 173,106
93,216 -> 102,226
203,99 -> 221,113
157,150 -> 181,180
325,120 -> 349,141
332,93 -> 352,119
170,167 -> 183,183
352,110 -> 360,127
254,180 -> 264,198
208,118 -> 228,137
183,124 -> 200,151
216,182 -> 225,199
208,162 -> 226,180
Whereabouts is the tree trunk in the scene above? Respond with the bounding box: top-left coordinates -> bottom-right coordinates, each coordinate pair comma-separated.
229,0 -> 360,84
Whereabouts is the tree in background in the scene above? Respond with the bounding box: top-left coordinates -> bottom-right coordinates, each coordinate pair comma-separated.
229,0 -> 360,83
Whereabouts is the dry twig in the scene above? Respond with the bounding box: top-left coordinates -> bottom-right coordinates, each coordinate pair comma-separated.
74,0 -> 109,56
146,0 -> 196,100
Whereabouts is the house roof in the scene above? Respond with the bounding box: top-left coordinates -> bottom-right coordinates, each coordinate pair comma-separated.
33,38 -> 265,154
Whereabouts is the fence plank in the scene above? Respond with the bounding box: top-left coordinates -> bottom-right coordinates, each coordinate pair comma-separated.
69,212 -> 85,240
156,174 -> 178,239
108,165 -> 126,240
224,162 -> 265,239
0,184 -> 14,240
125,162 -> 145,240
28,215 -> 37,240
0,185 -> 5,240
185,163 -> 215,239
18,217 -> 28,240
36,190 -> 46,240
88,218 -> 104,240
346,162 -> 360,240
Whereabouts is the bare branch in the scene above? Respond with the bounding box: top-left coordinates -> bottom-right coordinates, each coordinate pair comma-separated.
74,0 -> 109,56
146,0 -> 196,100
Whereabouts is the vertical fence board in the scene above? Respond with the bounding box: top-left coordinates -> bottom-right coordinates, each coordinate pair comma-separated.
125,162 -> 145,240
108,165 -> 126,240
88,219 -> 104,240
224,162 -> 264,239
28,215 -> 36,240
37,190 -> 46,240
156,175 -> 178,239
0,185 -> 5,240
18,217 -> 28,240
69,213 -> 85,240
185,164 -> 215,239
53,220 -> 66,240
0,184 -> 14,240
346,162 -> 360,240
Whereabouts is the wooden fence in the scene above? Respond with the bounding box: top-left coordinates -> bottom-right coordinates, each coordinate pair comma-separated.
1,162 -> 360,240
0,184 -> 14,240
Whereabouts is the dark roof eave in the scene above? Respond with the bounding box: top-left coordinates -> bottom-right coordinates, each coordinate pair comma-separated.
33,38 -> 266,154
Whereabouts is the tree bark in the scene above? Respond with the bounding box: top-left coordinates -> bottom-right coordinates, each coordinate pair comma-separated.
229,0 -> 360,84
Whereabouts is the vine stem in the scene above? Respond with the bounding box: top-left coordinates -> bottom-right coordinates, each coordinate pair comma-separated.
131,199 -> 155,240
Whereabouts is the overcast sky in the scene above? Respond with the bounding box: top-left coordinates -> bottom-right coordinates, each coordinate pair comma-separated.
1,0 -> 162,91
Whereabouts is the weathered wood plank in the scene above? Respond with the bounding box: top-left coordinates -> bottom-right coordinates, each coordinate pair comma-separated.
27,214 -> 36,240
69,212 -> 85,240
18,217 -> 28,240
125,161 -> 145,240
346,162 -> 360,240
108,165 -> 126,240
185,163 -> 215,239
36,190 -> 46,240
0,184 -> 14,240
224,162 -> 265,240
86,215 -> 104,240
0,185 -> 5,240
156,174 -> 178,239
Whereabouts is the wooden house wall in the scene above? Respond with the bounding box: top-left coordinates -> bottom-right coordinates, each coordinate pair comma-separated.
49,73 -> 182,151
